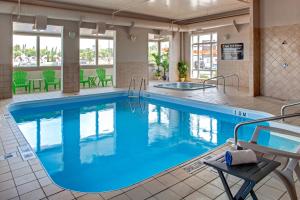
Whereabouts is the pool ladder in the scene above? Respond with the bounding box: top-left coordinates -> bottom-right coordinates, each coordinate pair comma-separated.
128,77 -> 147,98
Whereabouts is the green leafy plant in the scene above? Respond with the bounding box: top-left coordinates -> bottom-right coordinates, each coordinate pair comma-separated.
178,61 -> 188,79
151,53 -> 162,78
161,54 -> 169,80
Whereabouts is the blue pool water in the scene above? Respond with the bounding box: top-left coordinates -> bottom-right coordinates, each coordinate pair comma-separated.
9,94 -> 300,192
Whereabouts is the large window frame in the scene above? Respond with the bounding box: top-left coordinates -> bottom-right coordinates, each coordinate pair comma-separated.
190,32 -> 218,79
80,36 -> 114,67
148,39 -> 170,65
13,32 -> 62,69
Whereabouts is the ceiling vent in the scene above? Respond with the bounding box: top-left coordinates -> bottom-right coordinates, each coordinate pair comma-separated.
32,15 -> 47,31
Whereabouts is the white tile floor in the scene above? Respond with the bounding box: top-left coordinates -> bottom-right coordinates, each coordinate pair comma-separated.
0,86 -> 299,200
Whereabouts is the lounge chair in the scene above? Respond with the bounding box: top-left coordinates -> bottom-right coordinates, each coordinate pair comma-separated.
96,68 -> 113,87
80,69 -> 90,88
238,125 -> 300,200
42,70 -> 61,92
12,71 -> 31,94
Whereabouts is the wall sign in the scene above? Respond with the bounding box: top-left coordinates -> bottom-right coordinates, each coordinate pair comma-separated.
221,43 -> 244,60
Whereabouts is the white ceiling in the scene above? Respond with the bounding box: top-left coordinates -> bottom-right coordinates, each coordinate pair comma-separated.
47,0 -> 249,20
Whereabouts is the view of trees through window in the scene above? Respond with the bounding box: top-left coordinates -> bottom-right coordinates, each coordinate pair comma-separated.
13,35 -> 37,67
80,38 -> 96,65
40,36 -> 62,67
191,33 -> 217,79
80,38 -> 114,66
13,35 -> 62,67
148,39 -> 170,64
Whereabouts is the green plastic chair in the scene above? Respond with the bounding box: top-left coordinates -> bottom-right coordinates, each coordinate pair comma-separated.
12,71 -> 31,94
96,68 -> 113,87
80,69 -> 90,88
42,70 -> 61,92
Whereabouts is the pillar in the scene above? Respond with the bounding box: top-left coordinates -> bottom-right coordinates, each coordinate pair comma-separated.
0,14 -> 13,99
249,0 -> 261,96
62,21 -> 80,93
115,27 -> 149,88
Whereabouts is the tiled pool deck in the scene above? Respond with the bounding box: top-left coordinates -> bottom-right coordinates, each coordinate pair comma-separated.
0,86 -> 299,200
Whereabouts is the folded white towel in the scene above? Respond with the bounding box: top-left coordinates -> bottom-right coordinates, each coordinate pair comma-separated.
225,149 -> 258,166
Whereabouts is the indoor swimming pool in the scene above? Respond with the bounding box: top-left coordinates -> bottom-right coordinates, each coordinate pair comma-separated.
8,92 -> 300,192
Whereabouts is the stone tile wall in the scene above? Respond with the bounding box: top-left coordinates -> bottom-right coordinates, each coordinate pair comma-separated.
260,24 -> 300,100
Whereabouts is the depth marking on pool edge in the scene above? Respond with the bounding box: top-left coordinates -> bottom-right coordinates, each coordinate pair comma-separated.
183,160 -> 205,174
18,144 -> 35,161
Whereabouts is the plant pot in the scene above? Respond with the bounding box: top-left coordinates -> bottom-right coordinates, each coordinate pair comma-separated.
180,78 -> 185,82
162,75 -> 167,81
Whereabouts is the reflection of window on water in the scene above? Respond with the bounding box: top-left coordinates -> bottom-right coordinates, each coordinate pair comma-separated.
98,108 -> 114,134
148,104 -> 171,144
40,118 -> 62,148
80,107 -> 115,139
148,104 -> 169,126
80,111 -> 96,139
18,121 -> 37,149
149,104 -> 158,123
190,114 -> 217,144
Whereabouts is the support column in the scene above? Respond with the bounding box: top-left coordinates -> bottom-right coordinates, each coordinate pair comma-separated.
115,27 -> 148,88
0,14 -> 13,99
62,21 -> 80,93
249,0 -> 261,96
169,32 -> 181,82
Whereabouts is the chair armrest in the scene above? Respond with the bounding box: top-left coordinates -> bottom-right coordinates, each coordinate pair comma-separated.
250,125 -> 300,143
238,141 -> 300,160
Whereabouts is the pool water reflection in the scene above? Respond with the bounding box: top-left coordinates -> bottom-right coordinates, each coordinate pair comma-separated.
10,97 -> 299,192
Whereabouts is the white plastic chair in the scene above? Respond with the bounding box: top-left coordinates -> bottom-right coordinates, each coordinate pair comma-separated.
238,126 -> 300,200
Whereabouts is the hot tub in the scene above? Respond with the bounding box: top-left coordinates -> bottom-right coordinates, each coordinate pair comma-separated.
154,82 -> 216,90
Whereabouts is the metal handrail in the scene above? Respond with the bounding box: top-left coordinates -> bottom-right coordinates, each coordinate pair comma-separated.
234,113 -> 300,146
203,75 -> 226,93
281,102 -> 300,121
128,77 -> 136,97
223,74 -> 240,90
138,77 -> 147,97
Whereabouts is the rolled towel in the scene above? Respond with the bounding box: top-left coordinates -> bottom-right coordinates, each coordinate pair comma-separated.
225,149 -> 258,166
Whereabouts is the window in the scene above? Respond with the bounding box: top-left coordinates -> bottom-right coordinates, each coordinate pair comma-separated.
191,33 -> 218,79
80,38 -> 96,65
13,35 -> 37,67
160,41 -> 169,56
13,34 -> 62,68
40,36 -> 62,67
13,23 -> 63,68
79,38 -> 114,66
148,34 -> 170,64
148,41 -> 159,64
98,39 -> 114,65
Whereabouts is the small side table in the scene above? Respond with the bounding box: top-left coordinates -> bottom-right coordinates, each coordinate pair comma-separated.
88,76 -> 97,88
204,156 -> 280,200
30,79 -> 43,92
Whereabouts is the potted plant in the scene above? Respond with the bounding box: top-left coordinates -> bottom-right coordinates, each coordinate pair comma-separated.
178,61 -> 188,82
161,54 -> 169,81
151,53 -> 162,80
